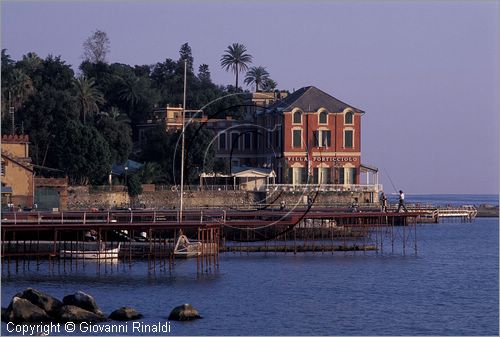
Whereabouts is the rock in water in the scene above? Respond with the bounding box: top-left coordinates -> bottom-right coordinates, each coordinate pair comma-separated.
6,297 -> 51,323
168,304 -> 202,321
57,305 -> 106,323
62,291 -> 103,316
109,307 -> 143,321
19,288 -> 62,315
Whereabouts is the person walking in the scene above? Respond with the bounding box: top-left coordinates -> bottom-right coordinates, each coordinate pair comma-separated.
380,192 -> 388,212
396,190 -> 408,212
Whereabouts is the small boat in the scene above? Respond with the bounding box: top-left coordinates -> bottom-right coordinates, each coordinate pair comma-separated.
60,242 -> 121,259
173,235 -> 217,258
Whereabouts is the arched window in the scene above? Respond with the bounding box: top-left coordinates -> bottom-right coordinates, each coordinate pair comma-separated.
319,110 -> 327,124
293,110 -> 302,124
345,111 -> 354,124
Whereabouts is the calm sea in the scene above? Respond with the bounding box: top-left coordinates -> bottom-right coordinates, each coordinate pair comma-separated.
2,195 -> 498,336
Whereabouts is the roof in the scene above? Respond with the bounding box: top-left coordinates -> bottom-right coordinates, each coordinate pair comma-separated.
111,159 -> 144,176
199,166 -> 276,178
267,86 -> 364,113
232,166 -> 276,178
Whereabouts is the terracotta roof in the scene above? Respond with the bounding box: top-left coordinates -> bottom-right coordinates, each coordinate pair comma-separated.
267,86 -> 364,113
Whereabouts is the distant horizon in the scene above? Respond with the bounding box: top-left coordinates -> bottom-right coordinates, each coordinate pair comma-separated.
2,1 -> 499,194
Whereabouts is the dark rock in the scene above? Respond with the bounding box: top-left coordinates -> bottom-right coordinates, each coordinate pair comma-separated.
109,307 -> 143,321
57,305 -> 106,323
62,291 -> 103,316
5,297 -> 51,323
168,304 -> 202,321
19,288 -> 62,315
1,307 -> 8,322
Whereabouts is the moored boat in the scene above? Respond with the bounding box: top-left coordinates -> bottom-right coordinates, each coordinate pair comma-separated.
173,235 -> 217,258
60,242 -> 121,259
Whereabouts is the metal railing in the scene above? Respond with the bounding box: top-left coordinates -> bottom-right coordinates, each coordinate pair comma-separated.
155,185 -> 241,192
267,184 -> 383,193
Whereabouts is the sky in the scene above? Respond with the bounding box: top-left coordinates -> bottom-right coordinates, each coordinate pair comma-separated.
1,1 -> 499,195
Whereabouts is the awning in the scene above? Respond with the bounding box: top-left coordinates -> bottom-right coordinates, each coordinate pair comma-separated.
360,164 -> 378,173
111,159 -> 144,176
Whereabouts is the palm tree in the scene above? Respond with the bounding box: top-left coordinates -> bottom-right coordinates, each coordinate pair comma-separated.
73,76 -> 104,124
262,78 -> 278,92
244,66 -> 270,92
118,76 -> 145,117
9,69 -> 34,108
220,43 -> 253,91
2,69 -> 34,122
19,52 -> 42,75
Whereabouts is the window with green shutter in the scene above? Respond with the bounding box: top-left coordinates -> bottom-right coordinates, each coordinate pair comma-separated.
292,130 -> 302,148
344,130 -> 353,148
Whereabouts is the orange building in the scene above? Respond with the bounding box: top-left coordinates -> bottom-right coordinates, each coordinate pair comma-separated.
215,86 -> 367,185
1,135 -> 34,208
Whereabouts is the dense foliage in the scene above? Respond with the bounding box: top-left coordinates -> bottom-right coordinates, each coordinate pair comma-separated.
1,37 -> 275,186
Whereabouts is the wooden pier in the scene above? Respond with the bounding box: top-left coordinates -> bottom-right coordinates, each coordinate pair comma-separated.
1,208 -> 421,273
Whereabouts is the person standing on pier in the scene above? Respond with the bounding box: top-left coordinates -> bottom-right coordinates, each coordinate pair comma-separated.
396,190 -> 408,212
380,192 -> 388,212
350,197 -> 359,213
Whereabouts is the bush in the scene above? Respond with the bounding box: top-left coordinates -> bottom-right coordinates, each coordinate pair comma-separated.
126,174 -> 143,197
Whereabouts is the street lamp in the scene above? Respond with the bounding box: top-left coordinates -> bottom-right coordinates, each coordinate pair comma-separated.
124,166 -> 128,187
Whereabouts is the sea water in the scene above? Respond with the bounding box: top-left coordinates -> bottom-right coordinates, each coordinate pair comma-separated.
1,195 -> 498,336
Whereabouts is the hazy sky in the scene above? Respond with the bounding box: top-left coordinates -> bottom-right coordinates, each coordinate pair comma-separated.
2,1 -> 499,194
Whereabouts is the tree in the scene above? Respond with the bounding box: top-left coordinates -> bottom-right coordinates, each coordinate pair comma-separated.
14,55 -> 78,165
139,162 -> 163,184
51,121 -> 112,185
198,64 -> 211,83
18,52 -> 42,76
262,78 -> 278,92
244,66 -> 270,92
95,114 -> 132,164
7,69 -> 34,110
73,76 -> 105,124
220,43 -> 253,91
82,30 -> 110,63
126,174 -> 143,197
179,43 -> 194,73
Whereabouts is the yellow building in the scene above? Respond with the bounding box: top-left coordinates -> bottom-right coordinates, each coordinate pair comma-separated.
1,135 -> 34,208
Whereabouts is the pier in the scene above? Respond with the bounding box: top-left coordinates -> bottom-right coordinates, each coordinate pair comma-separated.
1,208 -> 421,273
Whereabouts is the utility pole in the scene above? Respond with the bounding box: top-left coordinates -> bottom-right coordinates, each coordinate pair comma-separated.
180,60 -> 187,221
9,91 -> 15,135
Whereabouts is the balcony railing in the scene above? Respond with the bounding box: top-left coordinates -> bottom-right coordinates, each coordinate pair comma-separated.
267,184 -> 383,193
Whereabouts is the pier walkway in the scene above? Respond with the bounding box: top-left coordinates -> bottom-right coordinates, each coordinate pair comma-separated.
2,208 -> 421,272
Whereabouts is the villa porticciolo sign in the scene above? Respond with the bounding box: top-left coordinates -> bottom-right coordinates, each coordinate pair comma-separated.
288,156 -> 358,162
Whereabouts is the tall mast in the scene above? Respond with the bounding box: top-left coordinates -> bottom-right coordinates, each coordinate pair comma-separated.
179,60 -> 187,221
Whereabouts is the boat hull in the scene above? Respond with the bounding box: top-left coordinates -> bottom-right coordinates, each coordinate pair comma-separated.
60,244 -> 120,259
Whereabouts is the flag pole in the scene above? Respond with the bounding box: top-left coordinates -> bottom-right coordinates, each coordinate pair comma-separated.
180,60 -> 187,221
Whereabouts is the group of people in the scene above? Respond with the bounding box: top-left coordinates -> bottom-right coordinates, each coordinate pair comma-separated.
380,190 -> 408,213
5,202 -> 38,212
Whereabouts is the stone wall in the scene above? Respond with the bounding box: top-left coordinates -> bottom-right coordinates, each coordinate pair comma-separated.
67,186 -> 129,209
67,186 -> 255,210
263,190 -> 377,208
